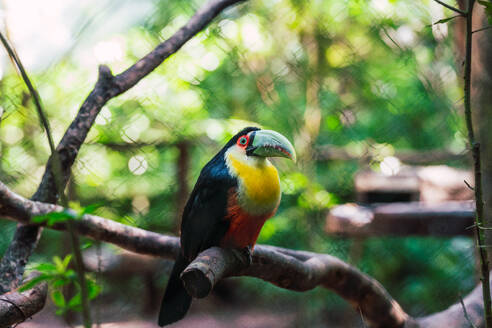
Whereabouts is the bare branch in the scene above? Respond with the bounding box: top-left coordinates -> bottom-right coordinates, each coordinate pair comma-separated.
181,247 -> 251,298
0,33 -> 57,154
432,0 -> 467,16
459,294 -> 478,328
183,246 -> 413,328
472,25 -> 492,33
0,180 -> 411,327
0,180 -> 180,258
0,281 -> 47,328
3,180 -> 492,327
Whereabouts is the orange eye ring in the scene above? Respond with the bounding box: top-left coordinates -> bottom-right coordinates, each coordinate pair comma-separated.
237,135 -> 249,147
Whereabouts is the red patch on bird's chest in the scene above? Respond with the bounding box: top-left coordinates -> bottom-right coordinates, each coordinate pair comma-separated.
220,189 -> 276,249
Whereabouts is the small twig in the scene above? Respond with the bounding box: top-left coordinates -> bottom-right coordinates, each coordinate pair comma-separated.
464,179 -> 475,190
359,307 -> 368,328
432,0 -> 467,15
0,33 -> 56,153
459,294 -> 477,328
381,26 -> 403,51
478,226 -> 492,230
467,223 -> 492,231
472,25 -> 492,34
472,25 -> 492,33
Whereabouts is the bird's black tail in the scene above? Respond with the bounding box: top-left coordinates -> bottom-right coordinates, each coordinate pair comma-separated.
158,254 -> 192,326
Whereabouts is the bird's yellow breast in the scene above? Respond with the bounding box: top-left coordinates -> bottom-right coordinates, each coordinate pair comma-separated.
227,154 -> 280,213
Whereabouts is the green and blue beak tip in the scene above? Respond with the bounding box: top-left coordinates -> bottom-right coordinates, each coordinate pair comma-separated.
247,129 -> 297,162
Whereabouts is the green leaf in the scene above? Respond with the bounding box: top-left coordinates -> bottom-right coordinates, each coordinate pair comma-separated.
53,256 -> 65,273
55,307 -> 67,316
19,275 -> 50,291
478,0 -> 492,24
62,254 -> 72,270
32,210 -> 77,226
33,262 -> 57,274
51,290 -> 66,307
478,0 -> 492,9
67,293 -> 81,309
81,241 -> 93,250
78,203 -> 103,217
65,269 -> 77,280
432,15 -> 460,25
52,277 -> 70,288
87,279 -> 101,299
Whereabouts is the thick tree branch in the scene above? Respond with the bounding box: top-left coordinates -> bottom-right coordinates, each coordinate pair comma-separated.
1,180 -> 491,327
0,226 -> 42,295
0,180 -> 411,327
0,181 -> 180,258
184,246 -> 414,328
0,183 -> 451,328
0,281 -> 47,328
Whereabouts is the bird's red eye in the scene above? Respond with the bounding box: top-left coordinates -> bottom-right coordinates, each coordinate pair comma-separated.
237,135 -> 249,147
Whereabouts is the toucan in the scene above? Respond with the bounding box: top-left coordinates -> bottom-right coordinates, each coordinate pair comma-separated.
158,127 -> 296,326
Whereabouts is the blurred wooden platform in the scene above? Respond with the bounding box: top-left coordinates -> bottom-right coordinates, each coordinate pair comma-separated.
326,201 -> 475,237
355,165 -> 473,203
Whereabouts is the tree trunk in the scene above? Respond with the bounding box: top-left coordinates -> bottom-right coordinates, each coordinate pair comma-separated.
456,0 -> 492,262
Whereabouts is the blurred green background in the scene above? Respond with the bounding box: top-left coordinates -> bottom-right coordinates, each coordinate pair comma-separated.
0,0 -> 477,326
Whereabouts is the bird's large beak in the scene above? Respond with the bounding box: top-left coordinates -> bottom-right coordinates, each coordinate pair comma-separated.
247,130 -> 296,162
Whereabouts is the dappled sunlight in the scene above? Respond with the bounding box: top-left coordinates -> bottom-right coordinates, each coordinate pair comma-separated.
128,155 -> 148,176
0,0 -> 484,327
380,156 -> 402,176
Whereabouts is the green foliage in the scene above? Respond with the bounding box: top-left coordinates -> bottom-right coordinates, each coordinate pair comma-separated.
32,210 -> 78,226
478,0 -> 492,24
0,0 -> 476,322
32,203 -> 102,226
21,255 -> 101,316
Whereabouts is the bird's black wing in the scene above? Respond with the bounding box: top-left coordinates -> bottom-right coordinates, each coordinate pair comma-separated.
180,153 -> 237,261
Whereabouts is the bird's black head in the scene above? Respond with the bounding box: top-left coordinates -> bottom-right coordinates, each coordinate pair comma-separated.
221,126 -> 296,162
223,126 -> 261,149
